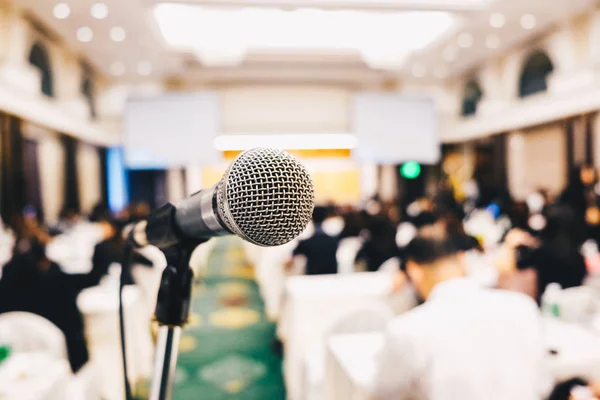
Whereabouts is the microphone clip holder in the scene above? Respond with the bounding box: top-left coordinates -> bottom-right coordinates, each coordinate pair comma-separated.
149,238 -> 205,400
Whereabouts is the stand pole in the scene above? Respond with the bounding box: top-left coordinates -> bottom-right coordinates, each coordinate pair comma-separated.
147,242 -> 199,400
150,326 -> 181,400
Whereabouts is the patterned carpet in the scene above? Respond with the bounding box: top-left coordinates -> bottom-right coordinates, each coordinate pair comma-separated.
171,237 -> 286,400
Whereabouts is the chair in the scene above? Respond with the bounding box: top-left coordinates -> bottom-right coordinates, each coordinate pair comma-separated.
0,312 -> 68,361
189,238 -> 216,277
302,304 -> 394,400
336,237 -> 363,274
378,257 -> 400,273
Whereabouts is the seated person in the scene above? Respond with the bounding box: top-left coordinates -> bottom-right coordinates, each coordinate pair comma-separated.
516,206 -> 587,303
373,224 -> 545,400
291,206 -> 339,275
356,215 -> 399,272
0,236 -> 105,372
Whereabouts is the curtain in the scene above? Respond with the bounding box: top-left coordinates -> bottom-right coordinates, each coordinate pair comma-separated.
127,169 -> 167,210
62,135 -> 80,214
98,147 -> 109,207
22,138 -> 43,222
0,114 -> 27,228
0,116 -> 24,223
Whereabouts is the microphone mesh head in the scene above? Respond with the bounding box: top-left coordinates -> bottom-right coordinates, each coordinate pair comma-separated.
216,148 -> 315,247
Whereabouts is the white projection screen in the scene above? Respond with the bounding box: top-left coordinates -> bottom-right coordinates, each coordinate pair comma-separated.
124,92 -> 220,169
352,93 -> 440,164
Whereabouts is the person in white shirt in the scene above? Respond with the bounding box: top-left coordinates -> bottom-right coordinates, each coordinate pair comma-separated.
373,224 -> 546,400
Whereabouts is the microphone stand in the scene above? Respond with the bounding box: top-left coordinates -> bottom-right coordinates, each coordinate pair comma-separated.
149,243 -> 199,400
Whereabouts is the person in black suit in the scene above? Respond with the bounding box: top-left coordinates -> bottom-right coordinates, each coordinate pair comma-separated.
0,235 -> 104,372
292,206 -> 339,275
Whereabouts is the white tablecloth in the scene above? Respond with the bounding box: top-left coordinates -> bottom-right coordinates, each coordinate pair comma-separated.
325,318 -> 600,400
282,272 -> 396,400
78,282 -> 153,400
0,353 -> 71,400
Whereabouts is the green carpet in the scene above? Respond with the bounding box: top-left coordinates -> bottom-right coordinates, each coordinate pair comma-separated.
172,237 -> 286,400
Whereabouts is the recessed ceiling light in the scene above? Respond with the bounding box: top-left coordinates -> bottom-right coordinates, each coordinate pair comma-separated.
77,27 -> 93,43
411,63 -> 426,78
521,14 -> 536,30
110,27 -> 126,42
137,61 -> 153,76
109,62 -> 125,76
443,46 -> 458,62
91,3 -> 108,20
485,34 -> 501,49
489,13 -> 506,28
457,33 -> 474,49
53,3 -> 70,19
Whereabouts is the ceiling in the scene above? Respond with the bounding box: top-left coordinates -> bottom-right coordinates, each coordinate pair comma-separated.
13,0 -> 597,86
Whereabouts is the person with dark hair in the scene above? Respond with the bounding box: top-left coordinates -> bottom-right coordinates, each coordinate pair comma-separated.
290,206 -> 339,275
373,224 -> 544,400
0,235 -> 105,372
559,165 -> 597,214
355,214 -> 398,272
517,205 -> 588,302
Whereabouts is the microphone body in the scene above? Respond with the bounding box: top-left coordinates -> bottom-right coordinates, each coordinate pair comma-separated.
125,148 -> 315,249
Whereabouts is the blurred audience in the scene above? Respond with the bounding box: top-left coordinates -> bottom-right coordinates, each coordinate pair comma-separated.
0,214 -> 105,372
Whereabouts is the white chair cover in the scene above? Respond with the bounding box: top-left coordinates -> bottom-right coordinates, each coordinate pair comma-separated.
189,238 -> 217,277
336,238 -> 363,274
378,257 -> 400,273
0,312 -> 68,361
555,286 -> 599,324
302,305 -> 394,400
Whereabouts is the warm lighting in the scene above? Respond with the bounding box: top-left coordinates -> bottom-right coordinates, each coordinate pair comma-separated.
457,33 -> 474,48
489,13 -> 505,28
154,4 -> 456,69
109,61 -> 125,76
521,14 -> 536,30
77,27 -> 93,42
137,61 -> 153,76
485,34 -> 501,49
443,46 -> 458,61
91,3 -> 108,19
53,3 -> 70,19
434,66 -> 448,78
411,63 -> 426,78
110,26 -> 126,42
213,134 -> 358,151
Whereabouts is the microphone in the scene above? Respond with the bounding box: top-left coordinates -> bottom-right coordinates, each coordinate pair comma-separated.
125,148 -> 315,249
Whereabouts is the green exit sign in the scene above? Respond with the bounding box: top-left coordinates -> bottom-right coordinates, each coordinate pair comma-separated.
401,162 -> 421,179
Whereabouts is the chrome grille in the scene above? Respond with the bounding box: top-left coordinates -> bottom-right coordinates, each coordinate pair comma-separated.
217,148 -> 315,247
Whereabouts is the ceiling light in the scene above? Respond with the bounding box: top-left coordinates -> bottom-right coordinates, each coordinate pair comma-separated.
91,3 -> 108,19
53,3 -> 70,19
443,46 -> 458,61
457,33 -> 474,48
153,4 -> 457,68
137,61 -> 153,76
110,26 -> 126,42
109,62 -> 125,76
77,27 -> 93,43
213,134 -> 358,151
521,14 -> 536,30
411,64 -> 426,78
485,34 -> 501,49
434,66 -> 448,79
489,13 -> 505,28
